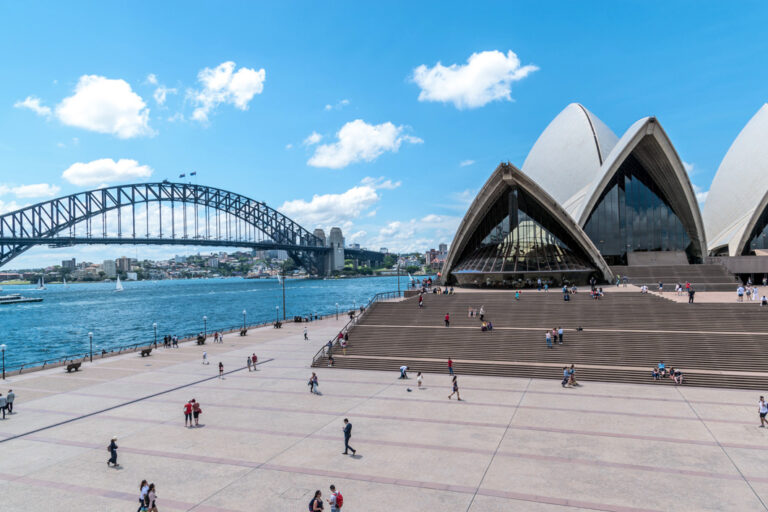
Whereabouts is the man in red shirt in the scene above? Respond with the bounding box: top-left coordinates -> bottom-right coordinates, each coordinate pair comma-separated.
444,313 -> 450,327
448,358 -> 454,376
251,353 -> 258,371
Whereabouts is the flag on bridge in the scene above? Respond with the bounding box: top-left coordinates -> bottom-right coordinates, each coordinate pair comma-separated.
190,172 -> 197,176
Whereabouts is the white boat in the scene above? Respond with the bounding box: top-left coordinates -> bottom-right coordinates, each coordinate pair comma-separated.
115,276 -> 124,292
36,276 -> 46,290
63,277 -> 68,287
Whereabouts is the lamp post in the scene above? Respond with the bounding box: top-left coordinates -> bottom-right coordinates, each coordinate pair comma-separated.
242,309 -> 247,330
281,272 -> 286,320
88,332 -> 93,363
275,305 -> 279,324
1,344 -> 5,380
203,316 -> 208,338
397,259 -> 401,296
153,322 -> 157,347
335,303 -> 339,320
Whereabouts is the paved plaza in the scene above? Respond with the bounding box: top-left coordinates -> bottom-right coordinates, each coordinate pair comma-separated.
1,318 -> 768,511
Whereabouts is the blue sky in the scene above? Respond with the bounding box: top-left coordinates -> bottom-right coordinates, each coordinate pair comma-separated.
1,1 -> 767,268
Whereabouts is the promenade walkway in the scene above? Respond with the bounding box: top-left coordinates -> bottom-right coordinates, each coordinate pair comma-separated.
1,318 -> 768,510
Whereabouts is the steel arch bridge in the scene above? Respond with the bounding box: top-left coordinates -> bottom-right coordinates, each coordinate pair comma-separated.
0,182 -> 332,271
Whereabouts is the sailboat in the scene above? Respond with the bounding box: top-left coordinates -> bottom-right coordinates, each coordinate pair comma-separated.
63,277 -> 68,287
115,275 -> 124,292
36,276 -> 46,290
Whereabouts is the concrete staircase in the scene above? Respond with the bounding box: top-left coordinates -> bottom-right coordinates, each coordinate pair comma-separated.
313,291 -> 768,389
610,264 -> 741,291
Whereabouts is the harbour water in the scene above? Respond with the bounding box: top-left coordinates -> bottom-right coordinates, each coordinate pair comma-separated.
0,276 -> 416,369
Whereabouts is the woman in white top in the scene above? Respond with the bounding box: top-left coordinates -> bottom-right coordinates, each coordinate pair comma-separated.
417,372 -> 423,388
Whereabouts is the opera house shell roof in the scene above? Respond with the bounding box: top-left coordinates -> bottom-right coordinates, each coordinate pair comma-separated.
704,104 -> 768,256
443,103 -> 712,285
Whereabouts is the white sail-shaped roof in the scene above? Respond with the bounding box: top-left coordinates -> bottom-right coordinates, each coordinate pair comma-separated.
522,103 -> 619,218
704,104 -> 768,255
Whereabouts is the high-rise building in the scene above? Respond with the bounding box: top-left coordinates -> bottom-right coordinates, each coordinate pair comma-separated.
62,258 -> 76,270
102,259 -> 117,278
116,256 -> 132,273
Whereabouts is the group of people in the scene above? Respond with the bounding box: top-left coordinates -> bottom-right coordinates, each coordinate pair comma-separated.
309,485 -> 344,511
137,480 -> 158,512
737,284 -> 765,303
308,372 -> 320,394
0,389 -> 15,419
246,352 -> 258,371
161,335 -> 179,348
183,398 -> 203,427
561,364 -> 578,387
545,327 -> 565,348
652,360 -> 684,384
212,331 -> 225,343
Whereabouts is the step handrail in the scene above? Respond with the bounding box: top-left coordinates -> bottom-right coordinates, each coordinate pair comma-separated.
311,290 -> 403,365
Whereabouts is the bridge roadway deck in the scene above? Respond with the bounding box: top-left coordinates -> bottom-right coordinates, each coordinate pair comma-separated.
1,318 -> 768,511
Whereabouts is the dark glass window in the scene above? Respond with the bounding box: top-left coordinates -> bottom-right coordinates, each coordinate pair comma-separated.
744,204 -> 768,255
453,187 -> 595,276
583,154 -> 692,265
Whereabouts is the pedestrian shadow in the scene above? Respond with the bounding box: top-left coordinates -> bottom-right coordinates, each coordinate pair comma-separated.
350,454 -> 363,459
195,424 -> 206,428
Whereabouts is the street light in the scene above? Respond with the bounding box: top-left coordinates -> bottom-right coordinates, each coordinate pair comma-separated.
88,333 -> 93,363
242,309 -> 247,330
203,316 -> 208,337
1,344 -> 5,380
335,303 -> 339,320
153,322 -> 157,347
275,305 -> 279,324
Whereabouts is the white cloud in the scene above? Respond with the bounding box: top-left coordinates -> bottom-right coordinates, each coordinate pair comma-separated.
56,75 -> 153,138
0,199 -> 23,214
324,99 -> 350,111
0,185 -> 9,195
14,96 -> 52,118
347,230 -> 367,241
459,159 -> 475,167
682,161 -> 694,174
279,183 -> 381,230
303,131 -> 323,146
62,158 -> 153,186
10,183 -> 61,198
146,74 -> 158,85
362,213 -> 461,253
285,143 -> 293,150
696,190 -> 709,204
153,85 -> 177,106
412,50 -> 538,109
308,119 -> 422,169
189,61 -> 265,122
360,176 -> 401,190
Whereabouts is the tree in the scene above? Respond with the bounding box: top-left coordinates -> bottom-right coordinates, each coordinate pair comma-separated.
382,254 -> 396,268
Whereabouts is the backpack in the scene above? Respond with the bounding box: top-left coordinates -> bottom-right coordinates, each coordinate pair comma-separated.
335,492 -> 343,508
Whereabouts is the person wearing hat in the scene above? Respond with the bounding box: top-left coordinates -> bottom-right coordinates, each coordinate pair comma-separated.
107,436 -> 118,467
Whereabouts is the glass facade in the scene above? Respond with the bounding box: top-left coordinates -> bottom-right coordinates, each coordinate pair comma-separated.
744,205 -> 768,255
452,186 -> 595,285
583,154 -> 692,265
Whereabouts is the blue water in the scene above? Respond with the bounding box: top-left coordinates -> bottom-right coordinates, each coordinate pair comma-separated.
0,276 -> 415,369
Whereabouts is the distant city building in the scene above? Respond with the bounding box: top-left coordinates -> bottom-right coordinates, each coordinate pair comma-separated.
349,243 -> 361,250
116,256 -> 132,273
0,272 -> 23,281
125,272 -> 138,281
380,247 -> 388,254
438,243 -> 448,256
102,259 -> 117,278
174,255 -> 187,264
61,258 -> 76,270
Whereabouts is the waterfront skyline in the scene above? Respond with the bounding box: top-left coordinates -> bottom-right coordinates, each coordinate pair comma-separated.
2,2 -> 768,267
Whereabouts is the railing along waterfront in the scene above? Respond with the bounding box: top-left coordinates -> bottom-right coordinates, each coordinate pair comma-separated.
4,313 -> 338,376
311,290 -> 404,365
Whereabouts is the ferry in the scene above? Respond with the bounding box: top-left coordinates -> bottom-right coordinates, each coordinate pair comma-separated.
0,294 -> 43,305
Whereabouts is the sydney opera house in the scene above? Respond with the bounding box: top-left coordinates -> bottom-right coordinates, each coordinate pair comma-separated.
443,103 -> 768,287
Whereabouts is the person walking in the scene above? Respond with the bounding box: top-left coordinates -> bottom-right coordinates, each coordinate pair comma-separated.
418,295 -> 423,308
448,357 -> 454,375
342,418 -> 356,455
304,327 -> 309,341
309,372 -> 319,394
202,351 -> 209,365
184,400 -> 193,427
218,361 -> 224,378
246,356 -> 252,372
137,480 -> 149,512
444,312 -> 450,327
399,365 -> 409,379
107,436 -> 118,467
557,327 -> 564,344
448,375 -> 461,400
562,367 -> 570,387
417,372 -> 423,388
759,396 -> 768,427
146,483 -> 158,512
6,389 -> 14,414
251,353 -> 258,371
546,330 -> 552,349
479,305 -> 485,321
328,485 -> 343,512
192,399 -> 202,426
309,490 -> 323,511
0,393 -> 6,419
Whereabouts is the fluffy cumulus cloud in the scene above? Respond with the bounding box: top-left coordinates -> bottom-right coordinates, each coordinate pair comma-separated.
324,99 -> 350,111
412,50 -> 538,109
14,96 -> 52,117
62,158 -> 153,186
0,199 -> 23,214
8,183 -> 61,198
189,61 -> 265,122
55,75 -> 153,138
361,213 -> 460,253
278,177 -> 400,231
303,131 -> 323,146
308,119 -> 422,169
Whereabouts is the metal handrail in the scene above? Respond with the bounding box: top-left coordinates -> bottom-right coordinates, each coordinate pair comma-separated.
311,290 -> 403,365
